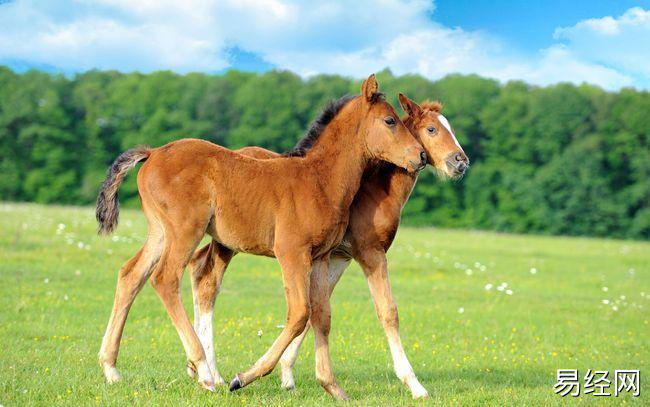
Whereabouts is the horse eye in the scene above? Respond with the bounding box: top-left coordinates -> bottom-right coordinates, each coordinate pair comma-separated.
384,116 -> 396,126
427,126 -> 436,134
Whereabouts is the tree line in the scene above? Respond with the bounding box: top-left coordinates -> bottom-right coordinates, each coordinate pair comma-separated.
1,67 -> 648,239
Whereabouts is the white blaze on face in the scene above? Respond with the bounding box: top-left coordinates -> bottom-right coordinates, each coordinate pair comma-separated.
438,114 -> 462,149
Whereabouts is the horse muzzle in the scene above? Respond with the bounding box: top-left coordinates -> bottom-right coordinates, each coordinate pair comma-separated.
445,152 -> 469,177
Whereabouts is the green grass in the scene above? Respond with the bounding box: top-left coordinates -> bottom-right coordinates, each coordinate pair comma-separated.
0,202 -> 648,406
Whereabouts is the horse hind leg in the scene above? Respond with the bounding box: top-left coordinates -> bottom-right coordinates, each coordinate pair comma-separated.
149,224 -> 216,391
187,240 -> 234,386
98,225 -> 164,383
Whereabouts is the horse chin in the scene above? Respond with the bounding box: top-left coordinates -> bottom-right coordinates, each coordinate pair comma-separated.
431,165 -> 453,180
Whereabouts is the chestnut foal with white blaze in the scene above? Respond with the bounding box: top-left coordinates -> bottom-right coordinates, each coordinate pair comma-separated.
96,75 -> 426,400
188,94 -> 469,399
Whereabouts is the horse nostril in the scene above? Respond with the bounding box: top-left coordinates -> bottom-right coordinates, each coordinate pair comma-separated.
419,150 -> 427,164
454,152 -> 465,162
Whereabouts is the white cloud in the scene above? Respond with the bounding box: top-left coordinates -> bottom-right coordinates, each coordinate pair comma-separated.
0,1 -> 646,89
554,7 -> 650,78
0,0 -> 229,72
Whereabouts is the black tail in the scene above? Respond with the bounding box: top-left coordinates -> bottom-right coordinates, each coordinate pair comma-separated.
96,147 -> 150,235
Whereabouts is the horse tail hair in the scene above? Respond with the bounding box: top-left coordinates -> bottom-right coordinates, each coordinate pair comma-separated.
96,146 -> 150,236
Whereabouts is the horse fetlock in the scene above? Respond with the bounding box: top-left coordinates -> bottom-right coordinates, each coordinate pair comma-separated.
102,364 -> 122,384
195,359 -> 214,382
186,360 -> 197,378
398,371 -> 428,399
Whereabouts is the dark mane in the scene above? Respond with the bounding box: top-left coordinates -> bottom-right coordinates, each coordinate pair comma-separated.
283,95 -> 355,157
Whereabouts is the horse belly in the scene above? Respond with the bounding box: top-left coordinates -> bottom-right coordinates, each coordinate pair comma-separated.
311,219 -> 349,259
207,209 -> 275,257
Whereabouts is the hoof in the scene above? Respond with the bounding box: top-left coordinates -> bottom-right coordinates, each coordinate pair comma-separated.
410,382 -> 429,399
200,380 -> 216,392
324,384 -> 349,401
281,370 -> 295,390
229,375 -> 242,392
214,374 -> 227,387
412,389 -> 429,399
282,381 -> 296,391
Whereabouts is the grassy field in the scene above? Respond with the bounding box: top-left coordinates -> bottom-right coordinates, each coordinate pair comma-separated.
0,202 -> 648,406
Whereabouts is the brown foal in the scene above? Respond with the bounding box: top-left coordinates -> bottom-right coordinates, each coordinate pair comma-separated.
96,75 -> 426,400
188,94 -> 469,399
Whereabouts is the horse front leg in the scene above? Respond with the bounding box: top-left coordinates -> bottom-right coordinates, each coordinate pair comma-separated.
357,248 -> 429,399
310,255 -> 349,400
228,245 -> 311,391
279,255 -> 351,390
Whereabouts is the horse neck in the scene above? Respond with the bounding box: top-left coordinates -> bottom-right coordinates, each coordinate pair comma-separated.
304,107 -> 368,211
389,167 -> 418,203
371,164 -> 418,208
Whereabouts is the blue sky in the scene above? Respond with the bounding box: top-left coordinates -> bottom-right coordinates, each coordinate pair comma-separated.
1,0 -> 649,90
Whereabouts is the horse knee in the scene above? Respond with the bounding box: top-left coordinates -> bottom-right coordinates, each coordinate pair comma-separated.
288,309 -> 310,337
149,270 -> 178,295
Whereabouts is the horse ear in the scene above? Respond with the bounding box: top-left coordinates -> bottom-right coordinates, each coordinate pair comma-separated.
361,74 -> 379,103
398,93 -> 422,118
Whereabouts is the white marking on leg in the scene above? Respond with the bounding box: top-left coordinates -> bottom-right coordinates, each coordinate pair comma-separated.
102,365 -> 121,384
387,335 -> 429,398
438,114 -> 462,149
196,359 -> 215,391
196,310 -> 225,385
280,327 -> 309,389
